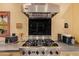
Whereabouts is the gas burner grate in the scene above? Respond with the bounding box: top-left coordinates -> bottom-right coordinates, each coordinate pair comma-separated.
22,39 -> 58,47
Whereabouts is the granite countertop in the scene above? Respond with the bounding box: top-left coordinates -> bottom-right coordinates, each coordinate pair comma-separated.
0,43 -> 20,52
0,41 -> 79,52
0,40 -> 25,52
58,42 -> 79,52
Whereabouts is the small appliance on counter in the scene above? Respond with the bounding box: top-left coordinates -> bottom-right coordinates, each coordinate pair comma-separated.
58,34 -> 75,45
5,33 -> 18,43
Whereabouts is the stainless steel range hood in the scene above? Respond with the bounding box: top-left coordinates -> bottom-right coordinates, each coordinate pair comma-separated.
22,3 -> 60,18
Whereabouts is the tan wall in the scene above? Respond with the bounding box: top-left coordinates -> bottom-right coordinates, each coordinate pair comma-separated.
53,3 -> 79,43
0,3 -> 28,41
72,4 -> 79,43
52,3 -> 72,40
0,3 -> 75,42
0,3 -> 79,43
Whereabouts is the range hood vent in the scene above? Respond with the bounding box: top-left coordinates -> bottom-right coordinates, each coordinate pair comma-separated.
28,12 -> 51,18
22,3 -> 59,18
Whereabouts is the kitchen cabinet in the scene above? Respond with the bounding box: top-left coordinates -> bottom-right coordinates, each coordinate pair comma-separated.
61,51 -> 79,56
0,51 -> 20,56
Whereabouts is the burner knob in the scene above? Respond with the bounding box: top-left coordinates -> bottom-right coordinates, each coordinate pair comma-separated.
42,51 -> 45,55
55,51 -> 59,55
28,51 -> 31,55
50,51 -> 53,55
36,51 -> 39,55
22,51 -> 25,55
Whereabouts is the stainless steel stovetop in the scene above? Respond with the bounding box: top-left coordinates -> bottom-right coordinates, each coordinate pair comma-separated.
19,36 -> 60,56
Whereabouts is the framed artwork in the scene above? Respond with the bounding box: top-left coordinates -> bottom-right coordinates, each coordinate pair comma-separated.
16,23 -> 23,29
0,11 -> 10,37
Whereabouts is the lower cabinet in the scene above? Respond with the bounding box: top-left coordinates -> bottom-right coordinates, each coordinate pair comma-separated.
0,51 -> 79,56
61,51 -> 79,56
0,51 -> 20,56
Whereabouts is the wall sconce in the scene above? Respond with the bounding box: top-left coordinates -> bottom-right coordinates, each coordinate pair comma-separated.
64,23 -> 68,28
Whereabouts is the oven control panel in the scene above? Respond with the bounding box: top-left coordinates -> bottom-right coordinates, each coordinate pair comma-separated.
19,47 -> 60,56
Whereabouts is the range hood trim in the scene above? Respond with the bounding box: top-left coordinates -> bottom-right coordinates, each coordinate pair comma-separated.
24,12 -> 58,18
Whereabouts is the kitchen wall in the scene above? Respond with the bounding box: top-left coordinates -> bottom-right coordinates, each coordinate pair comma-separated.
53,3 -> 79,43
52,3 -> 72,41
72,4 -> 79,43
0,3 -> 28,41
0,3 -> 79,44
